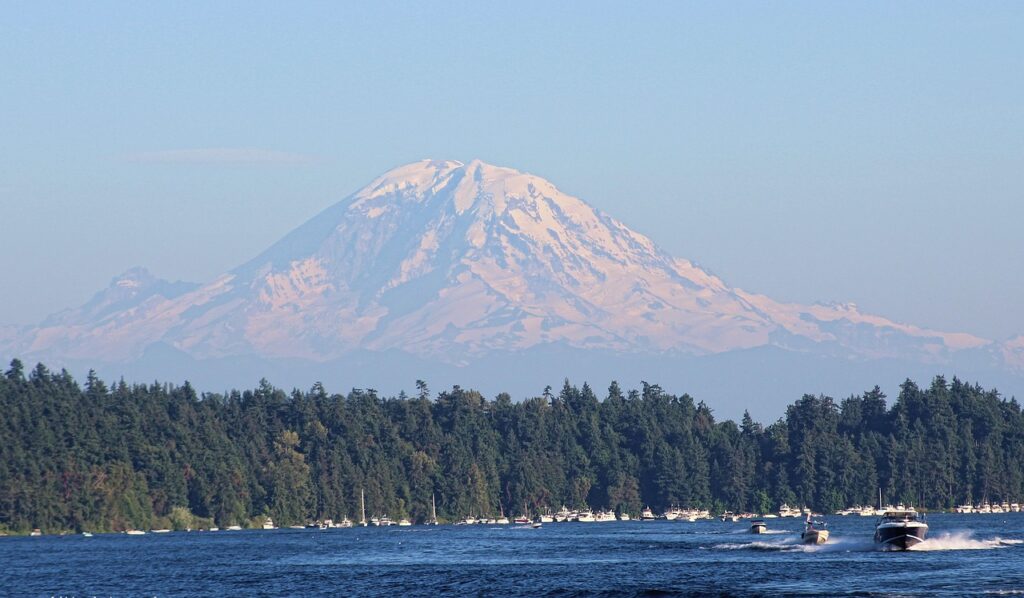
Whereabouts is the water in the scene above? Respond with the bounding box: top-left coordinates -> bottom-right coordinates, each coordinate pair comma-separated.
3,514 -> 1024,596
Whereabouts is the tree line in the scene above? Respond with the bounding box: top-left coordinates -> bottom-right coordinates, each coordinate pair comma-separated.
1,359 -> 1022,533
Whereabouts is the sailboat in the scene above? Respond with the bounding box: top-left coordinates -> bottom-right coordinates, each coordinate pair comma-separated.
359,489 -> 368,527
428,494 -> 439,526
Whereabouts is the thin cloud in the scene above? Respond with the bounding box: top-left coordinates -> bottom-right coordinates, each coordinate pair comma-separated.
124,148 -> 315,165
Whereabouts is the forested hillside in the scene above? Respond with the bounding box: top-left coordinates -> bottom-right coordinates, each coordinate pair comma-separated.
1,359 -> 1022,533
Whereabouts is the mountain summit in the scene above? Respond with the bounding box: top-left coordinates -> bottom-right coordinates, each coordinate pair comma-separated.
1,159 -> 1018,412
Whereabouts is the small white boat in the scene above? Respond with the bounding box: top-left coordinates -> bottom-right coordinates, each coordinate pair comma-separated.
125,530 -> 146,536
262,518 -> 276,530
778,504 -> 800,518
576,510 -> 596,522
640,507 -> 657,521
749,519 -> 767,534
226,525 -> 243,531
81,531 -> 93,537
618,512 -> 631,521
397,518 -> 412,527
152,529 -> 171,534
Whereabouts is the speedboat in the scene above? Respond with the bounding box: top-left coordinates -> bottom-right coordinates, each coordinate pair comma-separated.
874,507 -> 928,550
801,515 -> 829,544
749,519 -> 767,534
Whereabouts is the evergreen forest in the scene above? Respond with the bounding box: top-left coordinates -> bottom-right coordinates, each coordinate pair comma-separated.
2,359 -> 1023,533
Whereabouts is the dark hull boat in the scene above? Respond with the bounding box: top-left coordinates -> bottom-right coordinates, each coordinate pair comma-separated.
874,508 -> 928,551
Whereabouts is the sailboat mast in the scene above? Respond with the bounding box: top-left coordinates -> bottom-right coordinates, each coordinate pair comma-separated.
432,493 -> 437,523
361,488 -> 366,526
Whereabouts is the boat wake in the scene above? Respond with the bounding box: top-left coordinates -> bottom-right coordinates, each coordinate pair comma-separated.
908,532 -> 1023,551
710,536 -> 878,553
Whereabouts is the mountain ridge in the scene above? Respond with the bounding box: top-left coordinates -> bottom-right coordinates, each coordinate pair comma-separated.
1,159 -> 1020,411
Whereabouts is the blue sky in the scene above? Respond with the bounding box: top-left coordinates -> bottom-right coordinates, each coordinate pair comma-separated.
2,1 -> 1022,339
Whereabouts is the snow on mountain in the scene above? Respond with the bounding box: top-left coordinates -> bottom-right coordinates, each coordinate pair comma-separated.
0,159 -> 1002,373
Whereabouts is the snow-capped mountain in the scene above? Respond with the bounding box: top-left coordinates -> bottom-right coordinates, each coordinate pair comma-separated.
1,159 -> 1019,411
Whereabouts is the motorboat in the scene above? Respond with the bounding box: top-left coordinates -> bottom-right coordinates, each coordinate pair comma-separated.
640,507 -> 657,521
749,519 -> 767,534
618,512 -> 631,521
262,518 -> 276,530
874,507 -> 928,550
576,510 -> 596,522
778,504 -> 800,518
397,518 -> 412,527
595,510 -> 616,522
800,515 -> 829,544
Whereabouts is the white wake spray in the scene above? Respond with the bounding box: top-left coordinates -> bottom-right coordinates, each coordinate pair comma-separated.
909,532 -> 1023,551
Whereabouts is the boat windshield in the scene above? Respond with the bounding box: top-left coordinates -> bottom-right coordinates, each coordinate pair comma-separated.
882,510 -> 918,521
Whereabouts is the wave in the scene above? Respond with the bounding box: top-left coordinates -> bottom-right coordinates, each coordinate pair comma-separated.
711,536 -> 889,553
909,532 -> 1023,551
